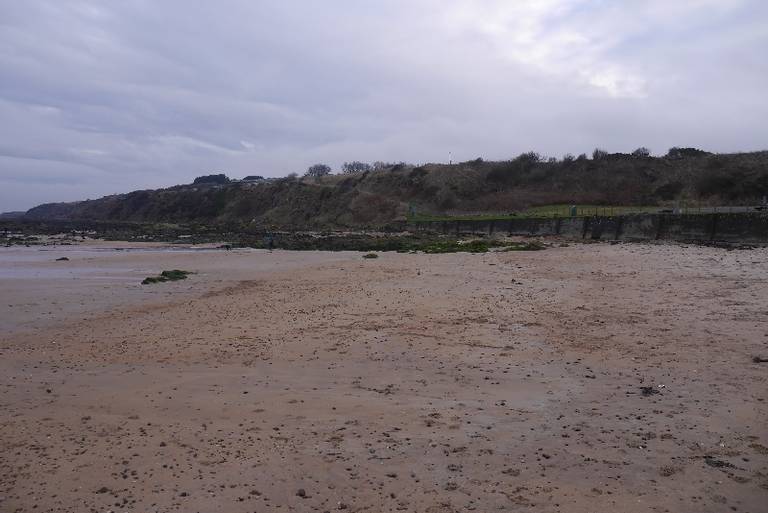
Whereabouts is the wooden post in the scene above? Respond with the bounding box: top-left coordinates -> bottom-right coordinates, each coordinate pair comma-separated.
614,217 -> 623,239
655,215 -> 664,240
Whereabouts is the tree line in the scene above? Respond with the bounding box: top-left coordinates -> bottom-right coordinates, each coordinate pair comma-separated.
195,147 -> 714,184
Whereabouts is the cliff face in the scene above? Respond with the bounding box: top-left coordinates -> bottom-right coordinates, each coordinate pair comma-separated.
24,151 -> 768,227
24,179 -> 403,228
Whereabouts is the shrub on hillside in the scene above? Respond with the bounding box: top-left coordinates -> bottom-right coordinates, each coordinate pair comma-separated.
632,147 -> 651,158
667,147 -> 711,159
695,169 -> 768,201
654,181 -> 684,200
486,152 -> 543,186
193,174 -> 230,185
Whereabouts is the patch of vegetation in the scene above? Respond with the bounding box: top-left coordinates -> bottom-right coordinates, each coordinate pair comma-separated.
248,232 -> 548,254
419,239 -> 546,254
142,269 -> 192,285
524,204 -> 660,217
272,234 -> 422,252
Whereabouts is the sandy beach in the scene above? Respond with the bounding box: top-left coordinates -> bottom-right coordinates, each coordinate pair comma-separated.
1,240 -> 766,513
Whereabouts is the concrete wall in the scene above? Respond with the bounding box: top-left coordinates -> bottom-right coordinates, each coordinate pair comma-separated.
411,213 -> 768,243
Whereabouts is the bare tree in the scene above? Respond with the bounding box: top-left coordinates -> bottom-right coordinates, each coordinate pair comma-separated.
304,164 -> 331,178
341,161 -> 372,174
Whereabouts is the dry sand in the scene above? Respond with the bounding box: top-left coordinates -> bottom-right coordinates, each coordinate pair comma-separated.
1,241 -> 767,512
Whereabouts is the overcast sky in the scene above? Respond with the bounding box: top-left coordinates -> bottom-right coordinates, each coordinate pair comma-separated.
1,1 -> 766,211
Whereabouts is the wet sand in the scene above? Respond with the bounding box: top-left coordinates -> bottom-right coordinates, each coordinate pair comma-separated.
1,241 -> 767,512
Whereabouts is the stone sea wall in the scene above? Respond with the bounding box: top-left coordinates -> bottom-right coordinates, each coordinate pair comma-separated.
410,213 -> 768,244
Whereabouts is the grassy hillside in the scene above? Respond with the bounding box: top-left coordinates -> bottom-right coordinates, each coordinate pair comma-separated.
24,150 -> 768,228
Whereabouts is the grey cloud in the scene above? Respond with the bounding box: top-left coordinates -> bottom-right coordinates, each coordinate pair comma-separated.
0,0 -> 766,211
